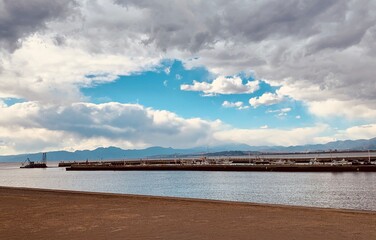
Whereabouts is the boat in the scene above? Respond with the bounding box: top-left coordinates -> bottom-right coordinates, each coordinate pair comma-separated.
20,153 -> 47,168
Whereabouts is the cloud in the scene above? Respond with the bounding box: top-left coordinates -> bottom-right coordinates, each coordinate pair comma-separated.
249,93 -> 284,108
266,107 -> 292,117
167,0 -> 375,118
222,101 -> 249,110
113,0 -> 343,53
181,76 -> 259,96
335,124 -> 376,140
267,108 -> 291,114
1,0 -> 375,119
0,99 -> 6,107
0,34 -> 161,103
0,101 -> 222,154
0,0 -> 165,103
214,124 -> 330,147
307,99 -> 376,119
1,100 -> 375,154
0,0 -> 77,52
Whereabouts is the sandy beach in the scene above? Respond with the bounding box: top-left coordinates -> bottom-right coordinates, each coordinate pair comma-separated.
0,186 -> 375,240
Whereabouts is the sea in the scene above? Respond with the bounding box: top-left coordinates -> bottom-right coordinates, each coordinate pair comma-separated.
1,162 -> 376,211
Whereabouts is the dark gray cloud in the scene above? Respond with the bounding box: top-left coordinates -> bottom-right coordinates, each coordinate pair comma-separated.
0,0 -> 77,52
112,0 -> 344,52
109,0 -> 375,58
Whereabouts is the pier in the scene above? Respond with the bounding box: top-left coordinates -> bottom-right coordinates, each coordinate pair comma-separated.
61,151 -> 376,172
66,164 -> 376,172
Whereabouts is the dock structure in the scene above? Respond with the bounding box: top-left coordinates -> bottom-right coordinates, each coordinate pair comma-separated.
66,164 -> 376,172
59,156 -> 376,167
60,152 -> 376,172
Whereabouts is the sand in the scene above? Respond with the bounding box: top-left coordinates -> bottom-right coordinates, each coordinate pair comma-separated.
0,187 -> 375,240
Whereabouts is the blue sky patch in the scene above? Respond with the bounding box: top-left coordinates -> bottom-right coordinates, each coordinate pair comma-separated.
82,60 -> 314,129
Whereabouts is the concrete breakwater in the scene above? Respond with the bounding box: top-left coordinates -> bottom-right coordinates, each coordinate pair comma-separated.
66,164 -> 376,172
59,155 -> 376,167
61,151 -> 376,172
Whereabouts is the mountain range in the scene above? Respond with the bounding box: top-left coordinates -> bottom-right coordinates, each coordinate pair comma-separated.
1,137 -> 376,162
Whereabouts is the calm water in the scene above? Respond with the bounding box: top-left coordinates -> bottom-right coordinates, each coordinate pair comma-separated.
1,163 -> 376,211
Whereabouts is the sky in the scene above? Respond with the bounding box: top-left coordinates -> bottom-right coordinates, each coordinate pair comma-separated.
1,0 -> 376,155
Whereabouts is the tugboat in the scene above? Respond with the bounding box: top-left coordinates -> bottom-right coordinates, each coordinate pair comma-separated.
20,153 -> 47,168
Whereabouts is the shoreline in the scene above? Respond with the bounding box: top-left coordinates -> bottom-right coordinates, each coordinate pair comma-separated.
1,186 -> 375,213
1,186 -> 375,239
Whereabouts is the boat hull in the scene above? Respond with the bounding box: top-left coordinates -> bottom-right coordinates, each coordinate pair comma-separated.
20,163 -> 47,169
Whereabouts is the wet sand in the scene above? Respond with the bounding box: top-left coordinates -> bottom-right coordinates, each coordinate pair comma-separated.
0,186 -> 375,240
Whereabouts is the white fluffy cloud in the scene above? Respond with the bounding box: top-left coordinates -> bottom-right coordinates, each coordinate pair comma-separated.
0,33 -> 161,104
266,107 -> 292,117
222,101 -> 249,110
0,102 -> 222,154
0,0 -> 164,104
307,99 -> 376,119
249,93 -> 284,108
181,76 -> 259,96
335,124 -> 376,140
0,101 -> 375,154
214,124 -> 330,147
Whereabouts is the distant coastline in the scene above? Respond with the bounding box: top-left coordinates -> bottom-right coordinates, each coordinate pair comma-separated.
2,137 -> 376,163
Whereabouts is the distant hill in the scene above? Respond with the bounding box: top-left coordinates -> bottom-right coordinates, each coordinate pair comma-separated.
1,137 -> 376,162
259,137 -> 376,152
0,146 -> 199,162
